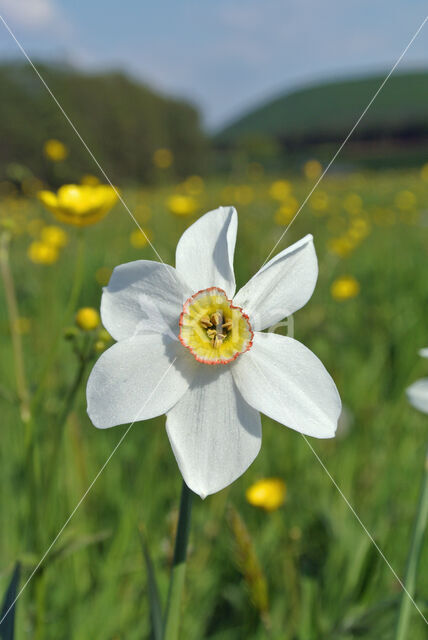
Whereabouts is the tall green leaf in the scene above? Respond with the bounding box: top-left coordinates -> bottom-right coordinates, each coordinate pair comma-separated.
0,563 -> 21,640
139,529 -> 163,640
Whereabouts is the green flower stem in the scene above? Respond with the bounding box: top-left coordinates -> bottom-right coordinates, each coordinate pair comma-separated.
0,231 -> 31,423
65,229 -> 86,319
163,481 -> 193,640
394,446 -> 428,640
31,230 -> 86,413
298,576 -> 316,640
49,346 -> 91,468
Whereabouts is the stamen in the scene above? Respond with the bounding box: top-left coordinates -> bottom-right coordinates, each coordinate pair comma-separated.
200,315 -> 212,328
210,311 -> 223,327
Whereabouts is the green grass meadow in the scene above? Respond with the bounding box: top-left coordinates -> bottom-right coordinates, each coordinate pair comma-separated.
1,167 -> 428,639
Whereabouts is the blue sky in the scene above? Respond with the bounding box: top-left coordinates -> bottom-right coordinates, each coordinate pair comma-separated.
0,0 -> 427,129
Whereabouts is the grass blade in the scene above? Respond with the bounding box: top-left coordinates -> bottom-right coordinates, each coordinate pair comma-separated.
394,447 -> 428,639
0,562 -> 21,640
139,528 -> 164,640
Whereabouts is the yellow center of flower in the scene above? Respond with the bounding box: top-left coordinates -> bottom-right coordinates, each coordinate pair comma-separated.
179,287 -> 253,364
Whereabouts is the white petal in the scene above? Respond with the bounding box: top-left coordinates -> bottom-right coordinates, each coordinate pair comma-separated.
101,261 -> 190,341
175,206 -> 237,298
87,334 -> 197,428
418,348 -> 428,359
232,332 -> 341,438
234,234 -> 317,331
166,366 -> 261,498
407,378 -> 428,414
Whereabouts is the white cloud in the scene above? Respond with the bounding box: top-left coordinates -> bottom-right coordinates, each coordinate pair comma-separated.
0,0 -> 61,30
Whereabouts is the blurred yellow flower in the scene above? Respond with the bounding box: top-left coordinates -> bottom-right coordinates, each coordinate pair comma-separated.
98,328 -> 112,342
327,237 -> 355,258
269,179 -> 291,201
309,190 -> 329,213
153,148 -> 173,169
41,225 -> 68,248
37,184 -> 119,227
348,217 -> 370,239
246,478 -> 286,512
43,139 -> 68,162
421,163 -> 428,182
28,241 -> 59,265
95,266 -> 112,286
167,194 -> 198,216
274,196 -> 299,225
331,276 -> 360,301
234,185 -> 254,205
395,190 -> 416,211
343,193 -> 363,215
130,228 -> 153,248
80,174 -> 101,186
303,159 -> 322,180
184,175 -> 204,195
75,307 -> 100,331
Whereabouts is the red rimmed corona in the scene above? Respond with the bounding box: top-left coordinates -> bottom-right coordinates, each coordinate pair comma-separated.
179,287 -> 253,364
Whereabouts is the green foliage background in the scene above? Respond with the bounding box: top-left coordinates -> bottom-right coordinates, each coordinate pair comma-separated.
0,62 -> 208,186
0,168 -> 428,638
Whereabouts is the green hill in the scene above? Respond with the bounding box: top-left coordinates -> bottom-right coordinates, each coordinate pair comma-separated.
0,62 -> 208,185
217,71 -> 428,158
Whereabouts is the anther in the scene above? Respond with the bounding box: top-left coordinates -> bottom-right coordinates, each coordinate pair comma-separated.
210,312 -> 223,327
200,315 -> 212,328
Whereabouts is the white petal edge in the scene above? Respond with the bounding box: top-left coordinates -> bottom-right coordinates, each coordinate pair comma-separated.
234,234 -> 318,331
101,261 -> 191,342
418,348 -> 428,359
87,334 -> 198,428
406,378 -> 428,414
166,366 -> 261,498
175,206 -> 238,298
232,332 -> 341,438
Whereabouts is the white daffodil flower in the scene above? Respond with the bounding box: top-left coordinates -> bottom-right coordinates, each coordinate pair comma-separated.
87,207 -> 341,498
406,348 -> 428,414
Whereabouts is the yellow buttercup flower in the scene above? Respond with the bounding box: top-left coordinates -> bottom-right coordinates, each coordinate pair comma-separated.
274,196 -> 299,226
421,163 -> 428,182
331,276 -> 360,301
269,180 -> 291,201
153,148 -> 173,169
75,307 -> 100,331
343,193 -> 363,215
28,241 -> 59,265
303,159 -> 322,180
309,190 -> 329,213
184,175 -> 204,195
41,225 -> 68,248
327,236 -> 355,258
246,478 -> 286,512
167,194 -> 198,216
395,190 -> 416,211
80,174 -> 101,186
37,184 -> 119,227
43,139 -> 68,162
130,228 -> 153,248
